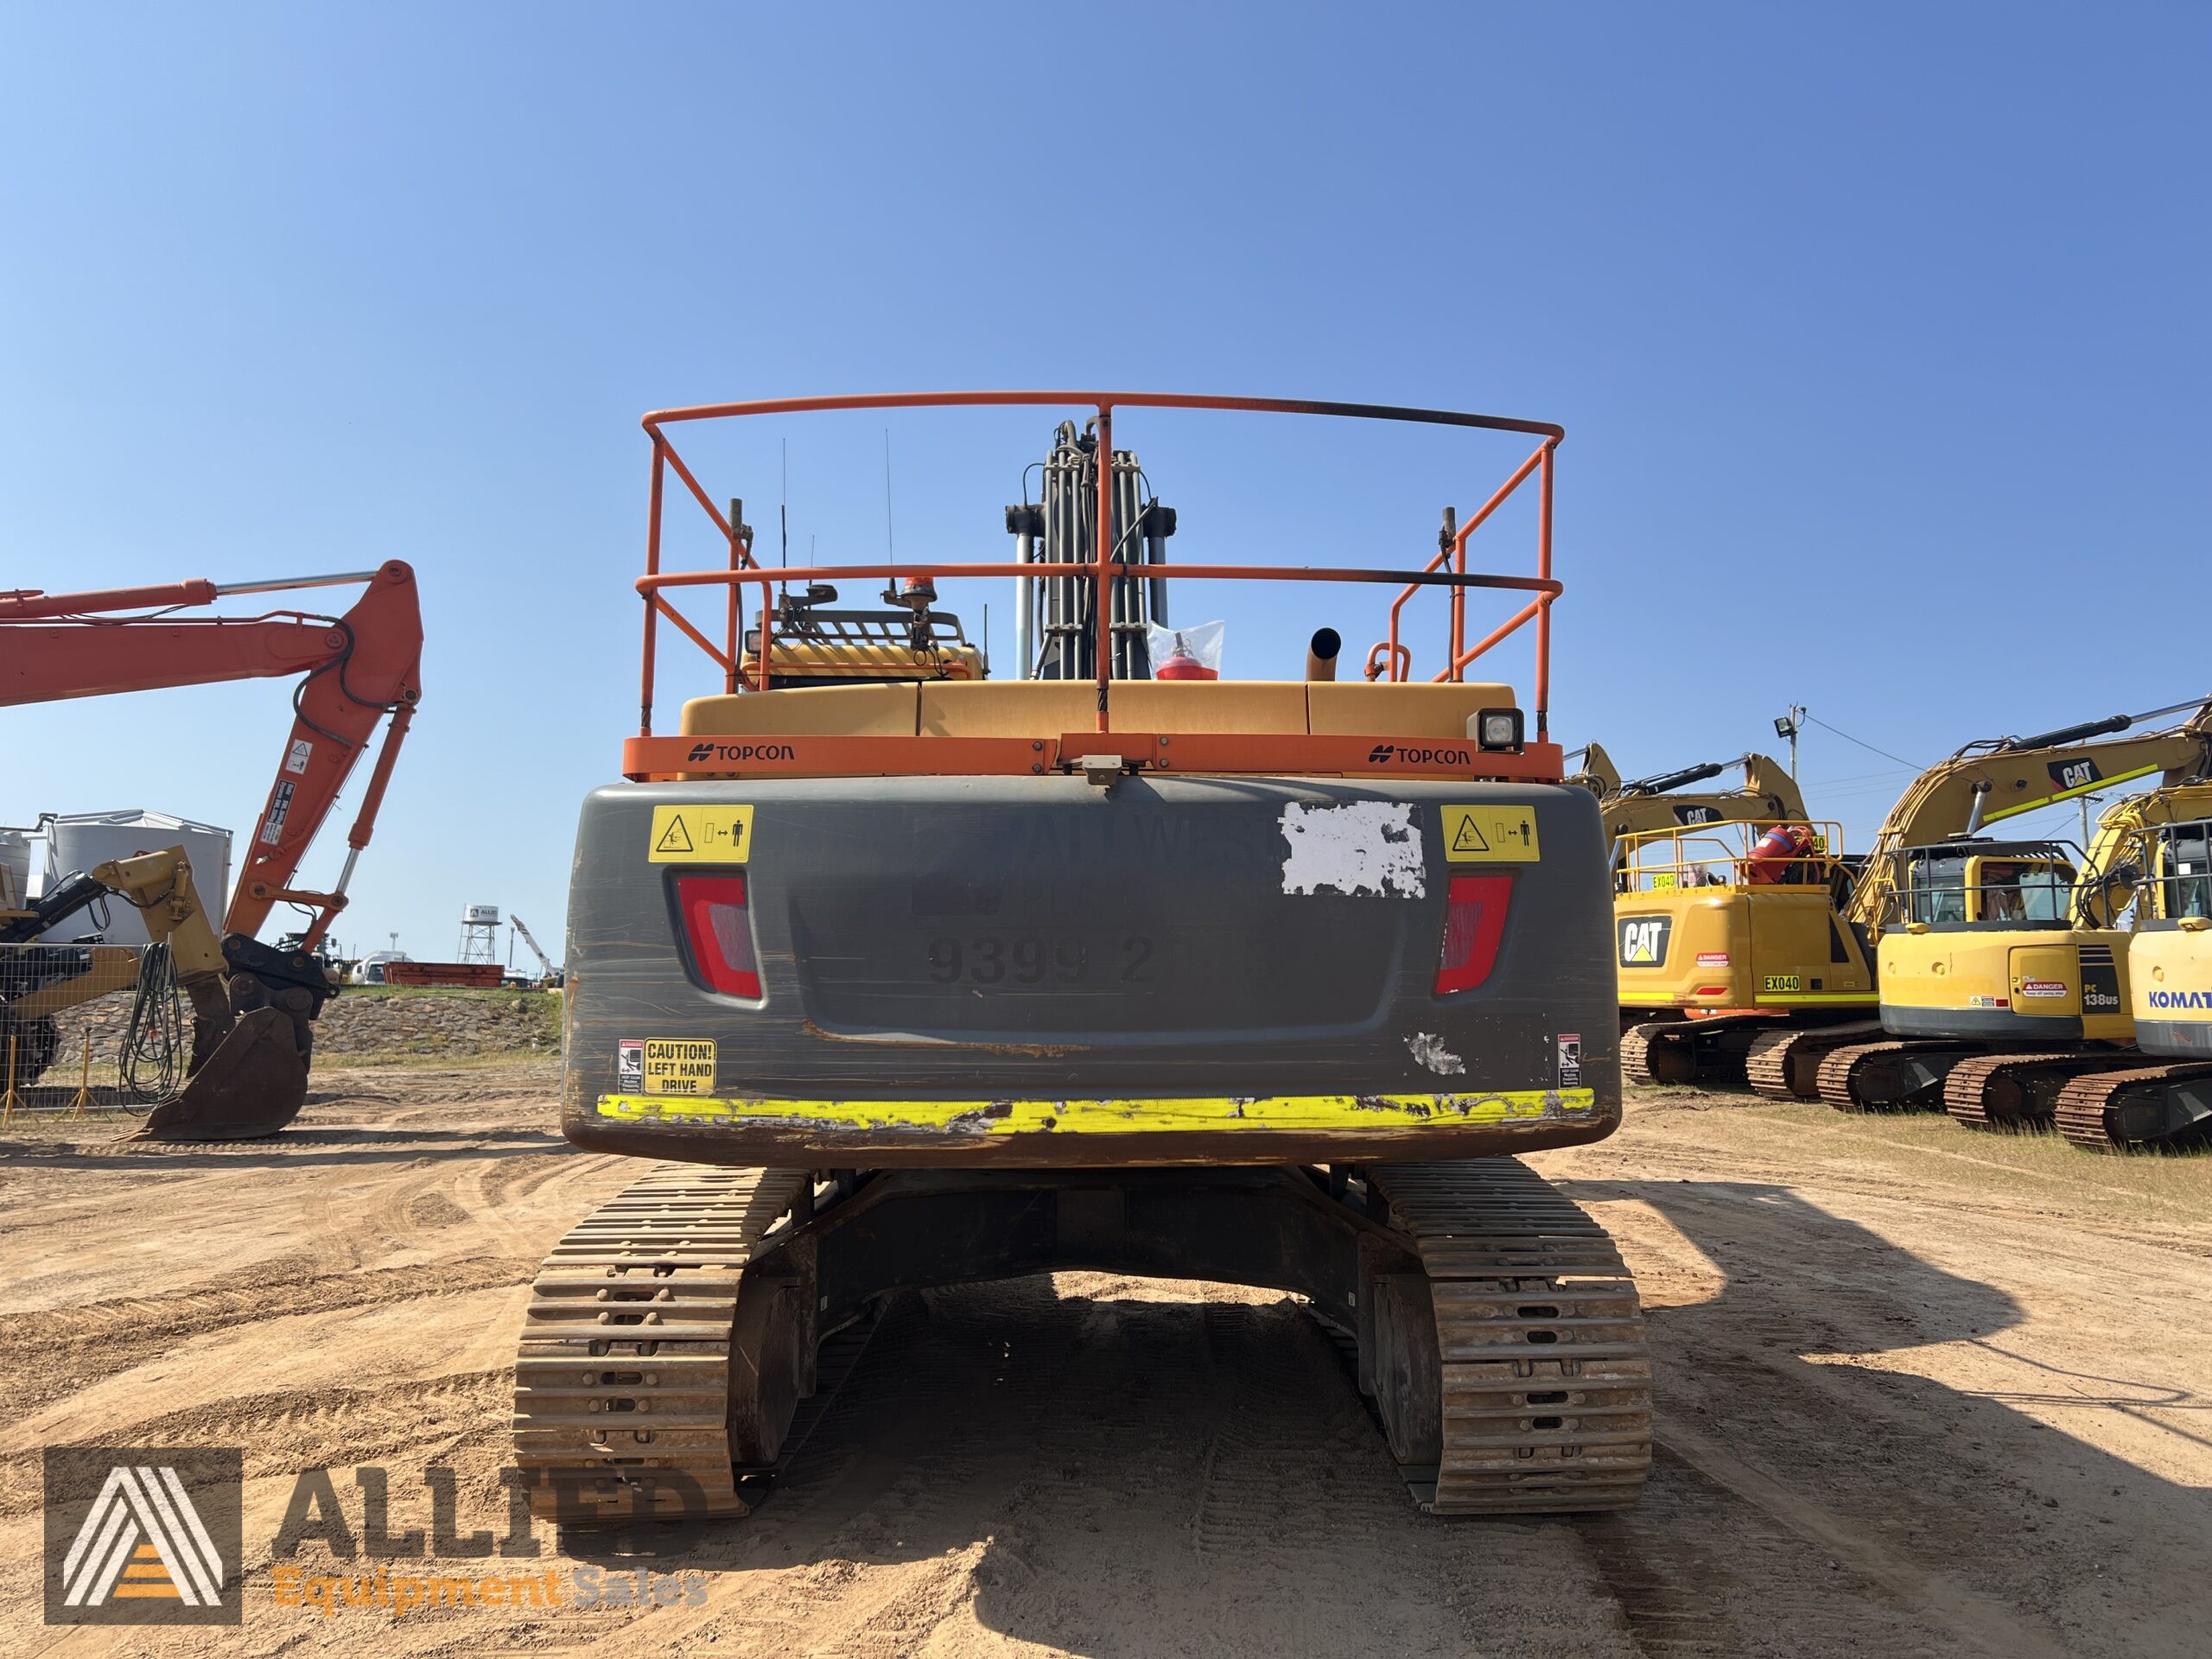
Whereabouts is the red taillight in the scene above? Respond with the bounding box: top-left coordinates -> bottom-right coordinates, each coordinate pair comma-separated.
1434,874 -> 1511,995
677,874 -> 761,998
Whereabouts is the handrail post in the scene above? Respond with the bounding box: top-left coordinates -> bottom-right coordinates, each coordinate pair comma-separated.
757,584 -> 772,693
642,438 -> 664,736
1446,506 -> 1464,683
725,498 -> 743,696
1093,404 -> 1113,732
1535,442 -> 1554,738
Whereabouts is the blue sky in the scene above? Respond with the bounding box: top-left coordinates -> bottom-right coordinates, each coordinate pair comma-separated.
4,4 -> 2207,961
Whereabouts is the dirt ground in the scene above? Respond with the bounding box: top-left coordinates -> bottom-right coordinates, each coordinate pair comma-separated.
0,1061 -> 2206,1658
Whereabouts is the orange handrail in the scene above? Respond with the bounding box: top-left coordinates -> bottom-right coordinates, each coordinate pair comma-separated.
632,391 -> 1564,739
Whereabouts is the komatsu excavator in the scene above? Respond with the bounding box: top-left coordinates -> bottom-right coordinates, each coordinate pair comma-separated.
1811,698 -> 2212,1117
2056,788 -> 2212,1149
512,391 -> 1654,1527
0,563 -> 423,1137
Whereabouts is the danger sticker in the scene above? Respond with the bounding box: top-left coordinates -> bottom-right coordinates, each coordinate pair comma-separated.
1557,1032 -> 1583,1088
648,804 -> 754,864
2018,979 -> 2069,999
616,1039 -> 644,1090
1440,804 -> 1541,863
642,1039 -> 717,1095
1696,951 -> 1732,968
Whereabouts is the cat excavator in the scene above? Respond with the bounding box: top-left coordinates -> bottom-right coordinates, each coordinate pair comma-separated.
0,563 -> 423,1138
1607,753 -> 1875,1093
1575,746 -> 1808,846
1810,697 -> 2212,1118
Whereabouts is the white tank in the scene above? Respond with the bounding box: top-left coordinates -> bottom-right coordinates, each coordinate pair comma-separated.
0,830 -> 29,911
464,904 -> 501,926
41,810 -> 233,947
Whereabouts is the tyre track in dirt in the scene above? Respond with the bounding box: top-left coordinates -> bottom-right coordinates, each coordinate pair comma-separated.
2,1063 -> 2207,1658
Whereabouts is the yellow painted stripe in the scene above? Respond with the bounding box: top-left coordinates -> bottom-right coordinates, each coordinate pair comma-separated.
1982,763 -> 2163,825
1753,993 -> 1879,1006
595,1088 -> 1598,1134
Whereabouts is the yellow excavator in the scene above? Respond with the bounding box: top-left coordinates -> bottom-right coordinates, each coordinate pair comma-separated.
2055,788 -> 2212,1148
1574,745 -> 1808,844
1813,698 -> 2212,1116
1606,754 -> 1877,1092
0,848 -> 305,1127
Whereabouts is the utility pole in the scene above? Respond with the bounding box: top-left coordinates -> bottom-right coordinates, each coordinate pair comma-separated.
1774,706 -> 1806,779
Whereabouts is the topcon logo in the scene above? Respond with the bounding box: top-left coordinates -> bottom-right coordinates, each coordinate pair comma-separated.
45,1448 -> 242,1626
686,741 -> 798,763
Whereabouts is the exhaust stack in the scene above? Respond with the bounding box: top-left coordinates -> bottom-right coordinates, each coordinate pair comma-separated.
1306,628 -> 1342,683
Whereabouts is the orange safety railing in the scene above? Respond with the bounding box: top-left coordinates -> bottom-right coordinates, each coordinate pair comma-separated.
627,392 -> 1565,780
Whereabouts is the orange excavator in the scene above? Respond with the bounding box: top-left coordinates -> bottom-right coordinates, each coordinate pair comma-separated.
0,563 -> 423,1138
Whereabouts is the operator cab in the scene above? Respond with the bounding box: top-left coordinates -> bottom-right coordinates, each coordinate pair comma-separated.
2148,818 -> 2212,920
1897,838 -> 2076,927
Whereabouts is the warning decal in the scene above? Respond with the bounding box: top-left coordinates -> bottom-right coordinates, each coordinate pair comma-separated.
616,1039 -> 644,1090
647,804 -> 754,864
642,1039 -> 717,1095
1440,804 -> 1541,863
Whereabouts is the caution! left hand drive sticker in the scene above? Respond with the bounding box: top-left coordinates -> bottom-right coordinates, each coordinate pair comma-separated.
648,804 -> 753,863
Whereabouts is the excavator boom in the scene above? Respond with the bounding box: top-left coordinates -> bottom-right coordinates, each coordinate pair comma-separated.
0,562 -> 423,1138
1849,696 -> 2212,928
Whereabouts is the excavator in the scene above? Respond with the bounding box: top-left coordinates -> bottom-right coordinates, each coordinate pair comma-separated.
1574,745 -> 1808,847
1811,698 -> 2212,1118
1571,747 -> 1840,1058
0,563 -> 423,1138
2056,787 -> 2212,1149
512,391 -> 1655,1527
1605,754 -> 1878,1093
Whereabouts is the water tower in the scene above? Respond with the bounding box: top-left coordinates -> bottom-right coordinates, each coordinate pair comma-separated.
458,904 -> 502,966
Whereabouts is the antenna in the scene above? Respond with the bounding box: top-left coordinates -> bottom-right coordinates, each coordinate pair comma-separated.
780,438 -> 789,601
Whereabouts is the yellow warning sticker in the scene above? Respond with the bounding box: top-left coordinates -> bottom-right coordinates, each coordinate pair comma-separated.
642,1038 -> 717,1095
647,804 -> 753,864
1440,804 -> 1541,862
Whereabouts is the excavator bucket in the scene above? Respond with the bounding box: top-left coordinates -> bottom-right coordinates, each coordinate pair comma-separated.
137,1007 -> 310,1141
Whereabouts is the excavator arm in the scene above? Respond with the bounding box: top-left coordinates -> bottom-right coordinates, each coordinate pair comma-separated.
1589,751 -> 1809,843
1,562 -> 423,949
0,563 -> 423,1137
1849,697 -> 2212,929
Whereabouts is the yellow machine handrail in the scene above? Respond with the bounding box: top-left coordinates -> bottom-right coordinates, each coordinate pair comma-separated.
1615,819 -> 1845,894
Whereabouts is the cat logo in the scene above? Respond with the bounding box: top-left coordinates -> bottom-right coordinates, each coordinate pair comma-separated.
1618,916 -> 1671,968
2049,758 -> 2102,791
1674,804 -> 1723,826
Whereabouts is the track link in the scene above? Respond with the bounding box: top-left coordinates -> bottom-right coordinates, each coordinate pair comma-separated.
1366,1160 -> 1651,1514
1621,1015 -> 1757,1090
1744,1020 -> 1881,1101
1814,1039 -> 1960,1113
2055,1062 -> 2212,1151
1943,1051 -> 2118,1130
511,1163 -> 810,1523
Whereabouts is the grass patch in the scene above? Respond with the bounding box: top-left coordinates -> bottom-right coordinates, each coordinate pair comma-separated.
1629,1084 -> 2212,1230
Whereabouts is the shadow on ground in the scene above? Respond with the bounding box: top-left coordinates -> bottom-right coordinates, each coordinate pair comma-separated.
534,1176 -> 2210,1658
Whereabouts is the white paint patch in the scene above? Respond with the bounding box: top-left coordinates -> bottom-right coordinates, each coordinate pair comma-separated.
1405,1032 -> 1466,1075
1278,801 -> 1426,898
